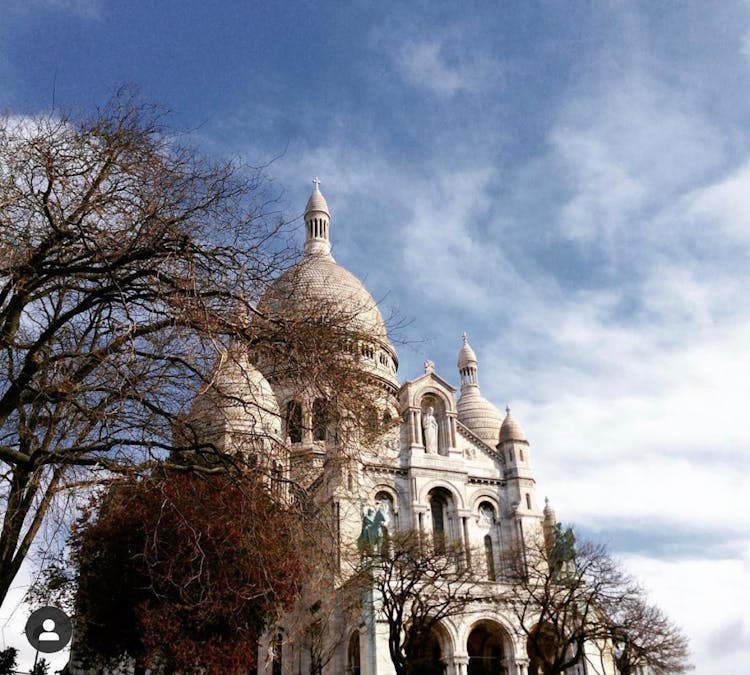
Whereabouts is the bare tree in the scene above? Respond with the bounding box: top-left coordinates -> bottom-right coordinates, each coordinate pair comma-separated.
606,595 -> 692,675
0,90 -> 386,607
501,527 -> 636,675
280,571 -> 363,675
357,530 -> 481,675
500,526 -> 692,675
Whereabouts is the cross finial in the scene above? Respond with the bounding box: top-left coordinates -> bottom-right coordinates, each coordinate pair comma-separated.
312,177 -> 321,190
462,331 -> 468,344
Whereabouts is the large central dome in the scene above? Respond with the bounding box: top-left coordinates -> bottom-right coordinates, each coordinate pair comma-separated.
260,180 -> 398,390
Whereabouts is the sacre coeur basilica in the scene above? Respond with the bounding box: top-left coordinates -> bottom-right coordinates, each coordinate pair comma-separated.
75,181 -> 618,675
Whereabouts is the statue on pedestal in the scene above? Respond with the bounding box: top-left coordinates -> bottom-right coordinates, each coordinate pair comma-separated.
422,406 -> 438,454
357,503 -> 389,555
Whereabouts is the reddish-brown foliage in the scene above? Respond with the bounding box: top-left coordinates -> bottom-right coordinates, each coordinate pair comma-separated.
71,470 -> 305,673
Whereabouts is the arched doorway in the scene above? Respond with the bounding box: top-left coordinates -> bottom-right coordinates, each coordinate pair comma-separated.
467,621 -> 509,675
408,628 -> 445,675
526,623 -> 560,675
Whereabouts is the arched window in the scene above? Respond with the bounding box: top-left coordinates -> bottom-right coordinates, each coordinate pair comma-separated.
430,497 -> 445,552
286,401 -> 302,443
313,398 -> 327,441
272,461 -> 283,497
484,534 -> 496,581
375,491 -> 395,518
429,488 -> 451,554
347,631 -> 361,675
478,501 -> 496,527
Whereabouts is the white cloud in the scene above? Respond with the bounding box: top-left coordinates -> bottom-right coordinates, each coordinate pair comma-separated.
677,161 -> 750,241
549,72 -> 725,253
622,552 -> 750,675
389,37 -> 502,97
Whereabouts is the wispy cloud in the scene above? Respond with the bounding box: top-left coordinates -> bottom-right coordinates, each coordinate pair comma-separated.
212,8 -> 750,673
389,37 -> 503,98
548,73 -> 725,254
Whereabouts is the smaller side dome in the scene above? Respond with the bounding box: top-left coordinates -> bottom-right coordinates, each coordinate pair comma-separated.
543,497 -> 557,523
191,347 -> 281,439
543,497 -> 558,545
499,406 -> 526,443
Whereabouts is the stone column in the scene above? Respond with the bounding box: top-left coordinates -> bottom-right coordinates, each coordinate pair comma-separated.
409,408 -> 424,447
462,516 -> 472,567
453,655 -> 469,675
414,409 -> 423,446
447,412 -> 457,448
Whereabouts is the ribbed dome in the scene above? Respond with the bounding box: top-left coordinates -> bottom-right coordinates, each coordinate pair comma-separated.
259,181 -> 399,390
191,348 -> 281,438
499,406 -> 526,443
457,391 -> 504,446
269,254 -> 390,341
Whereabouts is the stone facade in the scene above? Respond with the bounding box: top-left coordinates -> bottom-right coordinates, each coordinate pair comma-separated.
250,183 -> 617,675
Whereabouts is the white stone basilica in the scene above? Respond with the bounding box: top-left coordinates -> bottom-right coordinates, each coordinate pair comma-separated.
201,182 -> 613,675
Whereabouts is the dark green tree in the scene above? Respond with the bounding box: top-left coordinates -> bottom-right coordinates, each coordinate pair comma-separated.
29,658 -> 49,675
0,647 -> 18,675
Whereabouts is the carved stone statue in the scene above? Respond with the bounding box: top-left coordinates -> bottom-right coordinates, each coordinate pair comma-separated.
357,504 -> 388,555
422,406 -> 439,453
479,503 -> 495,526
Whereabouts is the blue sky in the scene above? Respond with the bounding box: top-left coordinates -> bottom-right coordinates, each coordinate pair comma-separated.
2,1 -> 750,672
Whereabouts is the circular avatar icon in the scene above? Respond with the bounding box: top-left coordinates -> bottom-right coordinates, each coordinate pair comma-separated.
25,606 -> 72,653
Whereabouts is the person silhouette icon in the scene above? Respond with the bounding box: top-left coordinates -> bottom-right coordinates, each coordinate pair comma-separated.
25,606 -> 72,653
38,618 -> 59,641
